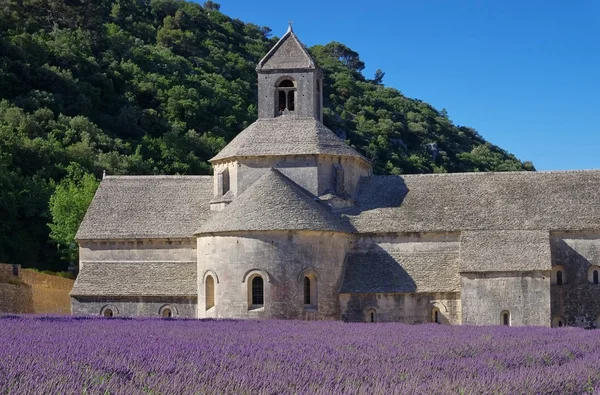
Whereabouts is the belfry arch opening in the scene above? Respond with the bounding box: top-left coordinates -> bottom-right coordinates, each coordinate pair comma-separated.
276,78 -> 296,114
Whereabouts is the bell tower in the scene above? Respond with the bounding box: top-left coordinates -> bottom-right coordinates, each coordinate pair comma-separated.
256,25 -> 323,121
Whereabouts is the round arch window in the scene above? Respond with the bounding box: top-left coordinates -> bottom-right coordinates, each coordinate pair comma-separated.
276,78 -> 296,113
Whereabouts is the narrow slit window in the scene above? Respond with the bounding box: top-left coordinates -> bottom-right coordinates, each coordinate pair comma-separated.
206,275 -> 215,310
251,276 -> 264,306
502,311 -> 510,326
557,270 -> 563,285
304,277 -> 311,305
594,270 -> 599,285
370,312 -> 375,323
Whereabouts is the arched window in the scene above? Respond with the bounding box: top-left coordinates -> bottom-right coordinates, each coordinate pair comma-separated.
501,311 -> 510,326
302,274 -> 318,309
552,266 -> 566,285
364,308 -> 377,323
276,79 -> 296,113
556,270 -> 563,285
552,316 -> 566,328
206,275 -> 215,310
251,276 -> 264,306
432,307 -> 441,324
159,305 -> 176,318
304,276 -> 311,305
588,266 -> 600,284
101,305 -> 118,318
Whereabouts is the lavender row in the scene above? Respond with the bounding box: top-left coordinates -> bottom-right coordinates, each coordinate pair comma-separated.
0,316 -> 599,394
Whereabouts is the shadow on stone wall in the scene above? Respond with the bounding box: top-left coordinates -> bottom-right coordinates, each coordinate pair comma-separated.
550,239 -> 600,328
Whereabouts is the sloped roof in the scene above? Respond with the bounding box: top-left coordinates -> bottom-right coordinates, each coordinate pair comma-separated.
211,117 -> 367,162
257,26 -> 315,71
460,230 -> 551,272
196,168 -> 351,234
346,170 -> 600,233
340,243 -> 460,293
76,176 -> 213,240
70,261 -> 197,297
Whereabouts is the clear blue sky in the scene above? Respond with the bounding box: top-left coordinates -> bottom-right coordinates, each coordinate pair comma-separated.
213,1 -> 599,171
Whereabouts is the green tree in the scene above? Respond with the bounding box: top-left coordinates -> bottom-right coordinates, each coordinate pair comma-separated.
48,164 -> 99,266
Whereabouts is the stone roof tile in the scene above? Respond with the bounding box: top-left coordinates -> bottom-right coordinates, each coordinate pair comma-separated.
76,176 -> 213,240
210,117 -> 367,163
70,261 -> 196,296
196,168 -> 351,234
340,244 -> 460,293
347,171 -> 600,233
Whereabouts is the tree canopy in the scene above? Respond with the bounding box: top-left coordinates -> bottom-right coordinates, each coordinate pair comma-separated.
0,0 -> 534,271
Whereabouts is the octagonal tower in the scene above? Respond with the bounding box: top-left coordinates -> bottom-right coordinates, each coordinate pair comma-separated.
209,26 -> 372,212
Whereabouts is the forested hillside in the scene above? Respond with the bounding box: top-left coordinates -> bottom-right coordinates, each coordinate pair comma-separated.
0,0 -> 534,271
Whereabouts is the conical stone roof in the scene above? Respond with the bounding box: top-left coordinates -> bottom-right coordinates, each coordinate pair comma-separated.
210,117 -> 368,163
195,168 -> 352,235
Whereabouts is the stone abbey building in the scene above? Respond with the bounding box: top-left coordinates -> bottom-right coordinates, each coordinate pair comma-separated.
72,27 -> 600,328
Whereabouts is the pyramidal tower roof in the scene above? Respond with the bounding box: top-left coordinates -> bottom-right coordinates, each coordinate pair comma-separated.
257,25 -> 316,71
196,168 -> 351,234
210,117 -> 367,162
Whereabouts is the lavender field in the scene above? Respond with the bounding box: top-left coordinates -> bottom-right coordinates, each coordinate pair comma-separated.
1,316 -> 599,394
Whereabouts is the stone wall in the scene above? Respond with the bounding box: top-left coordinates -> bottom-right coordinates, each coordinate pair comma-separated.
461,271 -> 550,326
550,234 -> 600,328
20,270 -> 74,314
0,284 -> 34,313
71,296 -> 197,318
197,230 -> 350,320
258,70 -> 319,119
79,239 -> 196,262
0,264 -> 73,314
339,292 -> 461,324
212,156 -> 369,208
73,239 -> 197,317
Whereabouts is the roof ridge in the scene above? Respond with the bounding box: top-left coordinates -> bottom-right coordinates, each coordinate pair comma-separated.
377,169 -> 600,179
103,175 -> 211,179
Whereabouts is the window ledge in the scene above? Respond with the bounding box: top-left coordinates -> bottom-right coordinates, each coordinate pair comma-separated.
248,305 -> 264,312
304,306 -> 318,312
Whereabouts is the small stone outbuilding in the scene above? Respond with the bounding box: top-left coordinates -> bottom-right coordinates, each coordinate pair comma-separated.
72,27 -> 600,327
